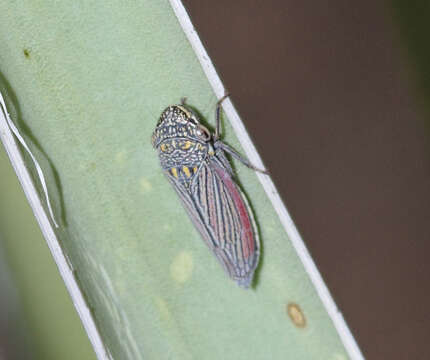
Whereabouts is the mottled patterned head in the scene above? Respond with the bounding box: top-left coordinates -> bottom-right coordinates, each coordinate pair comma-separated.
151,105 -> 210,149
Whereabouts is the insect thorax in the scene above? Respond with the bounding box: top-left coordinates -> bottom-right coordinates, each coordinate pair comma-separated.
158,137 -> 208,185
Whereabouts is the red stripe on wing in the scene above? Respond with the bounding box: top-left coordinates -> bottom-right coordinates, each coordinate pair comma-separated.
211,162 -> 255,260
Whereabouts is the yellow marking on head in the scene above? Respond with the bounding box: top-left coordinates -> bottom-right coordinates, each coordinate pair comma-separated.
183,166 -> 191,178
182,140 -> 193,150
193,167 -> 198,174
171,168 -> 178,178
208,150 -> 215,156
160,144 -> 167,152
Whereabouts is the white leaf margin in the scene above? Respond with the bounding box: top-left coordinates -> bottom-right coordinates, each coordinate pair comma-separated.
0,93 -> 110,360
169,1 -> 365,359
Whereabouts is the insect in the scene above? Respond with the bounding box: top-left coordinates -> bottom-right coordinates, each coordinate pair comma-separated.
152,95 -> 267,287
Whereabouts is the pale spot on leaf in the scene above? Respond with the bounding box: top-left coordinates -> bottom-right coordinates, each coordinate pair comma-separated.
170,251 -> 193,283
332,353 -> 347,360
115,150 -> 127,163
140,177 -> 153,193
163,223 -> 172,233
155,296 -> 170,322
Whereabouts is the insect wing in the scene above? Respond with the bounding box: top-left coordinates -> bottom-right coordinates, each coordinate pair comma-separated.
201,157 -> 260,287
164,171 -> 218,251
164,155 -> 260,287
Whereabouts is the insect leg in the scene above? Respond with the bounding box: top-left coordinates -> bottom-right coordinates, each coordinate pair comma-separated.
215,93 -> 230,140
214,140 -> 269,174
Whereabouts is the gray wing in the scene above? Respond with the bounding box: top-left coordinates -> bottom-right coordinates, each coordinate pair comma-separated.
164,156 -> 260,287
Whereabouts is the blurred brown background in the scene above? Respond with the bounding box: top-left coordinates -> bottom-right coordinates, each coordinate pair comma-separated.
182,1 -> 430,359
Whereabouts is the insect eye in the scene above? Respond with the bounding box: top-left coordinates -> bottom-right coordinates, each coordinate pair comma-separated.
196,125 -> 211,141
188,117 -> 198,125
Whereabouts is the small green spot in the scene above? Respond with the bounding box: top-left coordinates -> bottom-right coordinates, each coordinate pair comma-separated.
162,224 -> 172,233
23,49 -> 30,58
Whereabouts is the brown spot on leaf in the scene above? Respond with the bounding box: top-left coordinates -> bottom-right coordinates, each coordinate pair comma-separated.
23,49 -> 30,58
287,302 -> 306,328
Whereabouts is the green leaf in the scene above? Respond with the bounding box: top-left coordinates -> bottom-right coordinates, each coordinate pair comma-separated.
0,1 -> 361,359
